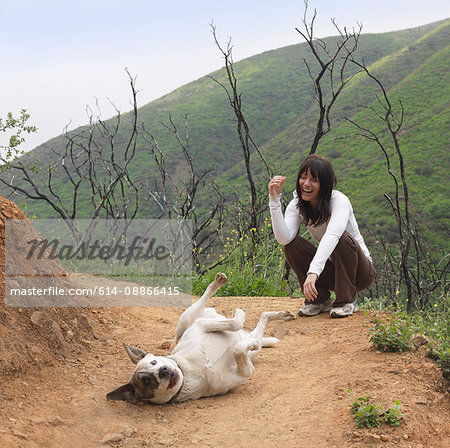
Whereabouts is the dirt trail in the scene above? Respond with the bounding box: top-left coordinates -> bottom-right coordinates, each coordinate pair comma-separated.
0,295 -> 448,448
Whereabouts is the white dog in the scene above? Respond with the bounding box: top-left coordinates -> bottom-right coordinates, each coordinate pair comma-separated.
107,273 -> 295,404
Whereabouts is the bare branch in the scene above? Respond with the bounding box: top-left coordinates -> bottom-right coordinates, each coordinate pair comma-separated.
209,22 -> 274,253
296,2 -> 363,154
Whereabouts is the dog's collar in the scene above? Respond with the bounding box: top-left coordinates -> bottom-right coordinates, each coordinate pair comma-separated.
167,362 -> 184,403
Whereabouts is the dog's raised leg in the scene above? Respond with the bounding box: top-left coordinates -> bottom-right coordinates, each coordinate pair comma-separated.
233,338 -> 259,378
233,310 -> 294,378
248,311 -> 295,358
175,272 -> 228,343
197,308 -> 245,333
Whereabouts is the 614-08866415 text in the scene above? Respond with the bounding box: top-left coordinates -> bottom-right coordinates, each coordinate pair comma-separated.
96,286 -> 180,296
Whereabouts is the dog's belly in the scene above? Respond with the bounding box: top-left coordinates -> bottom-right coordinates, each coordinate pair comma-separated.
171,328 -> 249,400
172,325 -> 247,364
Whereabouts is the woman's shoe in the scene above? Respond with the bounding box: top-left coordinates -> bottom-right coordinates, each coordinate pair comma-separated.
330,299 -> 358,318
298,298 -> 332,317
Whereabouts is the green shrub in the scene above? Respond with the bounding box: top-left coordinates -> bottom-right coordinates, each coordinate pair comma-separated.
418,302 -> 450,381
428,341 -> 450,381
367,314 -> 414,352
366,299 -> 450,380
193,219 -> 289,297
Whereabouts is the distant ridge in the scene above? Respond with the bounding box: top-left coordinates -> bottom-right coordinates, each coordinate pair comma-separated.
1,19 -> 449,251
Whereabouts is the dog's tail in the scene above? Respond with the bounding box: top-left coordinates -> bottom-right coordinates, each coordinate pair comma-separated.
261,337 -> 279,347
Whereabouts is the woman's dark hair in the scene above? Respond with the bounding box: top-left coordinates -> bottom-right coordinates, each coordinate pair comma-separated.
295,154 -> 337,226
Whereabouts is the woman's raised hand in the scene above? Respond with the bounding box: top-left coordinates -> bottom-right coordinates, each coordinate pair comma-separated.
268,176 -> 287,196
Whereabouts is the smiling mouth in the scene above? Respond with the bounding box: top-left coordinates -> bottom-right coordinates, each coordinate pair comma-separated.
168,370 -> 179,389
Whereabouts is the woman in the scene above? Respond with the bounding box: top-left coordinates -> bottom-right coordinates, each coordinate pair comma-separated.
268,154 -> 375,318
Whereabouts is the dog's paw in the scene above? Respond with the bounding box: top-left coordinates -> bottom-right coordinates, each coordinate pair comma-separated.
248,340 -> 260,351
282,311 -> 296,321
214,272 -> 228,286
233,308 -> 245,323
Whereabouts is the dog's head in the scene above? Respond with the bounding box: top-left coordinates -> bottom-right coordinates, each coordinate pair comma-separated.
106,342 -> 183,405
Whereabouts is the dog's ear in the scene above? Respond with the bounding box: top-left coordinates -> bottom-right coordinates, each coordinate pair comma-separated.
106,383 -> 136,403
122,341 -> 147,364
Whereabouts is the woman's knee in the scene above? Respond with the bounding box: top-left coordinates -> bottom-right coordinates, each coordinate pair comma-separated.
282,236 -> 316,277
356,262 -> 376,291
283,235 -> 315,256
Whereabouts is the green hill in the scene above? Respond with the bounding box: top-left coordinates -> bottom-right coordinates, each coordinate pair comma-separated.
1,19 -> 449,254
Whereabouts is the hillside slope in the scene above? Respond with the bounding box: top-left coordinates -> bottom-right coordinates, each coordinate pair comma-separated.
253,20 -> 450,249
0,20 -> 448,250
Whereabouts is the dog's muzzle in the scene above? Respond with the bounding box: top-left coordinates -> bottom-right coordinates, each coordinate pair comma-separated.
159,366 -> 171,380
159,366 -> 180,390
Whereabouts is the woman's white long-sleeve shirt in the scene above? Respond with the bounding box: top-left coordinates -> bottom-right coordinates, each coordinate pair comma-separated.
269,190 -> 372,277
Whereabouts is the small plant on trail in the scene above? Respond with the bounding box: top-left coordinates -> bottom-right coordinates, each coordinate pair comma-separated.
367,314 -> 413,352
380,399 -> 405,427
350,395 -> 382,428
349,392 -> 404,429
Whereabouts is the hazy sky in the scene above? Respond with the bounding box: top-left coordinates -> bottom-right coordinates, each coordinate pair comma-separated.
1,0 -> 449,152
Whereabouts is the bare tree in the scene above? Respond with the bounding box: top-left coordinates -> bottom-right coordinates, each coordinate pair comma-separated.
343,62 -> 412,306
1,71 -> 229,271
297,0 -> 362,154
141,114 -> 228,272
209,23 -> 273,249
343,61 -> 448,311
0,69 -> 139,244
292,3 -> 448,308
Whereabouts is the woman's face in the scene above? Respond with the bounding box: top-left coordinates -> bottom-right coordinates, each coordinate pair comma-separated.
299,168 -> 320,207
